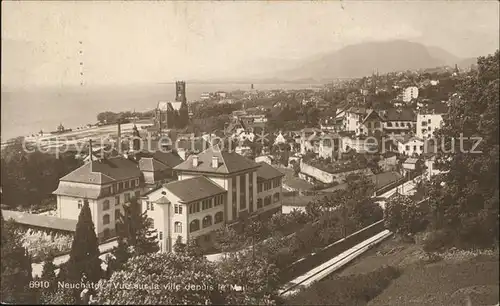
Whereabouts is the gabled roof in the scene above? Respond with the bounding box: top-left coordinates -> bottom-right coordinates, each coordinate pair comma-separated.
398,136 -> 424,144
59,156 -> 141,184
174,145 -> 260,175
165,176 -> 226,203
158,101 -> 174,111
256,162 -> 285,182
361,110 -> 385,124
136,151 -> 183,172
384,108 -> 416,122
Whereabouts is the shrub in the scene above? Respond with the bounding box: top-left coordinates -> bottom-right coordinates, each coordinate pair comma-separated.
384,194 -> 429,236
19,229 -> 73,261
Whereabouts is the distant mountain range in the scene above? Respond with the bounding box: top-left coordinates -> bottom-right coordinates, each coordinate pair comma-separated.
193,40 -> 480,84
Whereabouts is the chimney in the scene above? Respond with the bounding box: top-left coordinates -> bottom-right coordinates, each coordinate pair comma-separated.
212,156 -> 219,169
192,155 -> 199,167
117,120 -> 122,153
88,139 -> 94,172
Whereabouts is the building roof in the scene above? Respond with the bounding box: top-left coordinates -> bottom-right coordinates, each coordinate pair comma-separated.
174,145 -> 260,175
361,110 -> 385,124
136,151 -> 183,172
157,101 -> 174,111
59,156 -> 141,185
256,162 -> 285,182
165,176 -> 226,203
384,108 -> 416,122
398,135 -> 424,144
347,107 -> 368,115
321,171 -> 403,193
2,209 -> 77,232
53,183 -> 103,199
404,157 -> 419,164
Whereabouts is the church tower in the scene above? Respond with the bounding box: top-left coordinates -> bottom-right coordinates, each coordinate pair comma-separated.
175,81 -> 187,103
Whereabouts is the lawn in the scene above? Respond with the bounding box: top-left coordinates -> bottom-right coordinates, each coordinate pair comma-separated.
333,236 -> 499,306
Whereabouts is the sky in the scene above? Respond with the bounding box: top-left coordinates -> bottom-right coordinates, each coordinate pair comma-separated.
1,1 -> 499,88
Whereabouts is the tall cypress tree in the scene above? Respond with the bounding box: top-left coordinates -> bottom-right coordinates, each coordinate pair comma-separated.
109,197 -> 158,273
0,212 -> 35,304
65,199 -> 102,287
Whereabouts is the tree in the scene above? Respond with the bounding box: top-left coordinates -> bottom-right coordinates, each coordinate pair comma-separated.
216,251 -> 281,305
215,225 -> 242,255
96,253 -> 224,305
64,199 -> 102,299
41,254 -> 57,292
0,213 -> 36,304
116,197 -> 159,256
430,50 -> 499,248
384,194 -> 429,236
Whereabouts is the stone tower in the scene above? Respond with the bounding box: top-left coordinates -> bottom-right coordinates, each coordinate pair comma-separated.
175,81 -> 187,103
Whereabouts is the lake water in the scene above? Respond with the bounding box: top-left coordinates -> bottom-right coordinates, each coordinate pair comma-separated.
1,83 -> 319,141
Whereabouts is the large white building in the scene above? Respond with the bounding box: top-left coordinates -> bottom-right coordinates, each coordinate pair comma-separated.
53,150 -> 183,241
53,156 -> 144,241
140,146 -> 284,252
402,86 -> 419,103
416,112 -> 445,139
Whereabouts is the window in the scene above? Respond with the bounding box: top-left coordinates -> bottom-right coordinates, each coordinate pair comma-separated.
387,122 -> 393,127
115,209 -> 120,220
136,179 -> 140,186
264,196 -> 271,206
202,215 -> 213,228
215,212 -> 223,224
257,199 -> 263,208
202,199 -> 212,210
159,231 -> 163,240
273,193 -> 280,203
428,127 -> 431,131
395,122 -> 399,127
134,191 -> 140,198
374,122 -> 380,128
190,219 -> 200,232
189,202 -> 200,214
407,122 -> 412,128
115,196 -> 120,205
78,200 -> 83,209
125,193 -> 132,203
359,128 -> 364,134
214,195 -> 223,206
103,214 -> 110,225
103,200 -> 110,211
428,119 -> 431,123
175,204 -> 183,214
150,202 -> 154,211
258,184 -> 263,193
118,182 -> 123,191
413,145 -> 417,151
174,222 -> 182,233
124,181 -> 129,189
146,201 -> 151,210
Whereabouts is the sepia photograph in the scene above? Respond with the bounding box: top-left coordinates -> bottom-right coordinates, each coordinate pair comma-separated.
1,0 -> 499,305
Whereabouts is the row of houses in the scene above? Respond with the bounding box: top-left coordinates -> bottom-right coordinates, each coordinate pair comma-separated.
52,143 -> 285,252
